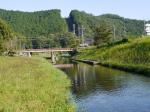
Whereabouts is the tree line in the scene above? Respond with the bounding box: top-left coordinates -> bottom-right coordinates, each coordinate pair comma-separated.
0,9 -> 146,38
0,9 -> 148,54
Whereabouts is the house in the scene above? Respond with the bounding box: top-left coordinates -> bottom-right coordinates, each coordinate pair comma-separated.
84,38 -> 94,45
145,24 -> 150,36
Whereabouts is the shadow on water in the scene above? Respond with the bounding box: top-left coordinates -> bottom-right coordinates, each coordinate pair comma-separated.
56,59 -> 150,112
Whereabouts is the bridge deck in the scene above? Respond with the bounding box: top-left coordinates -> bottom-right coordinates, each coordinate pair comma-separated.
19,48 -> 75,53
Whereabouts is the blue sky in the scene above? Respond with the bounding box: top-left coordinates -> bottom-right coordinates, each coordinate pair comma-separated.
0,0 -> 149,20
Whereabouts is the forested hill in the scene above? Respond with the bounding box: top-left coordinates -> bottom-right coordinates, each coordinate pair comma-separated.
68,10 -> 145,40
0,9 -> 67,37
0,9 -> 146,38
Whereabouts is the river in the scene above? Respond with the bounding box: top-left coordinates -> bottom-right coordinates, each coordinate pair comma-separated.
56,58 -> 150,112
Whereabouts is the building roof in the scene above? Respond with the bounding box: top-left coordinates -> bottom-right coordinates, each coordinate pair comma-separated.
145,24 -> 150,27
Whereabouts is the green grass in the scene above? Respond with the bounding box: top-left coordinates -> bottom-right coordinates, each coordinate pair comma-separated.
0,57 -> 75,112
76,36 -> 150,75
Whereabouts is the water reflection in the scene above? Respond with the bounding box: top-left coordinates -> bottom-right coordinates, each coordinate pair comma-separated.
58,61 -> 150,112
62,63 -> 127,96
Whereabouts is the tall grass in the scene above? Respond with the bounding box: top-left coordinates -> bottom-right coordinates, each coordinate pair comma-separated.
101,37 -> 150,65
0,57 -> 75,112
76,37 -> 150,74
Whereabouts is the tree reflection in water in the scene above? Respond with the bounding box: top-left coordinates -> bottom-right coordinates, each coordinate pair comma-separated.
61,62 -> 129,97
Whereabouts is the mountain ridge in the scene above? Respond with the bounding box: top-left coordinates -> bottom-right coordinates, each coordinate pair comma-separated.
0,8 -> 147,39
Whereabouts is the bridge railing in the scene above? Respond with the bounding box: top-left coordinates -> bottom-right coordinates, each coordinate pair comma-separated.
19,48 -> 76,52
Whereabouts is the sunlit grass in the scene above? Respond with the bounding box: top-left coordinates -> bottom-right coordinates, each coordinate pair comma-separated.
0,57 -> 75,112
76,37 -> 150,75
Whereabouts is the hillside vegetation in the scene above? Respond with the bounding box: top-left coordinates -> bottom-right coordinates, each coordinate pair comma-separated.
0,9 -> 147,51
76,37 -> 150,75
0,9 -> 146,39
0,18 -> 14,54
0,57 -> 74,112
0,9 -> 67,37
68,10 -> 145,40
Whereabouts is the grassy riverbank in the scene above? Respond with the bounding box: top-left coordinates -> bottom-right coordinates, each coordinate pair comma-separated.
0,57 -> 74,112
76,37 -> 150,75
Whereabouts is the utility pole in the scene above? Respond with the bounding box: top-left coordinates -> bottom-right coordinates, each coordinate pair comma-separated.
20,39 -> 22,50
113,25 -> 116,42
143,20 -> 146,36
81,25 -> 84,44
10,39 -> 13,48
73,24 -> 76,35
78,25 -> 85,44
123,17 -> 126,39
78,24 -> 80,37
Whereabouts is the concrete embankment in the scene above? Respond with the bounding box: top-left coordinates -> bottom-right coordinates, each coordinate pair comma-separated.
73,59 -> 100,65
73,59 -> 150,76
99,62 -> 150,76
75,37 -> 150,76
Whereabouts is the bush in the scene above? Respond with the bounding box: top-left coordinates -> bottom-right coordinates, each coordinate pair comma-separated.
7,50 -> 16,56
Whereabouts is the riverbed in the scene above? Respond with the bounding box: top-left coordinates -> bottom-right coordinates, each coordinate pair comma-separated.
56,59 -> 150,112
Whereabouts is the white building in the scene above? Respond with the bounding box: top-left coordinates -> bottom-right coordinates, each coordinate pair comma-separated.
145,24 -> 150,36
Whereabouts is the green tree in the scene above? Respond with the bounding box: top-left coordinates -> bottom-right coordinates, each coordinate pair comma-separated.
58,32 -> 79,48
93,21 -> 113,45
0,9 -> 67,37
0,18 -> 14,54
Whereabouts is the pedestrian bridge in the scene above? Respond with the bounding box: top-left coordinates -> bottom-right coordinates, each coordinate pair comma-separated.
18,48 -> 76,63
20,48 -> 75,53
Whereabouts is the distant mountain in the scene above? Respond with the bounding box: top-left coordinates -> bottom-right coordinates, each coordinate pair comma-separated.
0,9 -> 67,37
67,10 -> 145,40
0,9 -> 146,39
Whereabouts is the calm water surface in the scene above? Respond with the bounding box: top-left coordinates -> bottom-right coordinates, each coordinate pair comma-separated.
57,59 -> 150,112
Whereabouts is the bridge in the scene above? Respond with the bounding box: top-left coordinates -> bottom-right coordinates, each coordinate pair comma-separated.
18,48 -> 76,63
20,48 -> 75,53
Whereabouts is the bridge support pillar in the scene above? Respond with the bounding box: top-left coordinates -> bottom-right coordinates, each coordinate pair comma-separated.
51,52 -> 56,63
27,52 -> 31,57
19,52 -> 23,56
